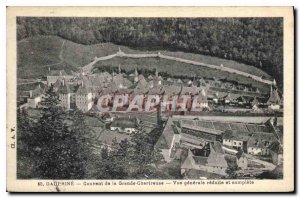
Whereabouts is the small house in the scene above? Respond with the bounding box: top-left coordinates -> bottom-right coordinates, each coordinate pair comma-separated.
110,117 -> 138,133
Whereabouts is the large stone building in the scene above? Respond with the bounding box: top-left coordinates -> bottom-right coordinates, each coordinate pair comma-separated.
110,117 -> 139,134
57,79 -> 71,110
47,69 -> 70,86
27,85 -> 44,108
181,142 -> 228,178
76,82 -> 93,113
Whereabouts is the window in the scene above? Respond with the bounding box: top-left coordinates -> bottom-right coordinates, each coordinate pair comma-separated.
239,142 -> 242,146
234,142 -> 236,145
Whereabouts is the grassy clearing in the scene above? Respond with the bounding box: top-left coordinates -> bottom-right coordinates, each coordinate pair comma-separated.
17,35 -> 271,89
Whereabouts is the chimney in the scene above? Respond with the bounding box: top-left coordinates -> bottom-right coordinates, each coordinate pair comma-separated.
118,64 -> 121,74
81,81 -> 84,87
135,66 -> 138,76
48,67 -> 50,72
62,79 -> 65,86
273,79 -> 277,86
270,85 -> 273,95
201,89 -> 206,96
29,90 -> 33,98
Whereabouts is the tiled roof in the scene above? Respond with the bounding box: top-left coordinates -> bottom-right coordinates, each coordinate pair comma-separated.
180,133 -> 206,146
155,118 -> 175,149
27,85 -> 44,98
210,141 -> 224,154
98,130 -> 130,146
110,117 -> 137,128
181,122 -> 223,136
76,84 -> 92,95
113,74 -> 133,88
207,142 -> 228,168
17,82 -> 46,91
181,150 -> 197,169
181,86 -> 200,95
193,156 -> 208,165
115,89 -> 133,95
223,130 -> 251,142
267,88 -> 281,104
163,85 -> 182,95
87,104 -> 100,113
134,78 -> 150,95
48,69 -> 68,76
84,115 -> 104,127
148,86 -> 164,95
57,83 -> 71,94
251,97 -> 260,106
247,132 -> 278,149
236,150 -> 247,159
268,141 -> 283,154
184,169 -> 223,179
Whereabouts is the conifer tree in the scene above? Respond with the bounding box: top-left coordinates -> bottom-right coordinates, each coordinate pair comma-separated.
28,86 -> 88,179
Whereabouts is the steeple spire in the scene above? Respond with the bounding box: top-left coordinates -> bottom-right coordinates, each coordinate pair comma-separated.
270,85 -> 273,95
134,66 -> 139,83
155,66 -> 158,77
273,79 -> 277,86
134,66 -> 138,76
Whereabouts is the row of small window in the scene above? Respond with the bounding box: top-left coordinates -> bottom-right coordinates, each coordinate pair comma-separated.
249,147 -> 259,151
224,139 -> 242,146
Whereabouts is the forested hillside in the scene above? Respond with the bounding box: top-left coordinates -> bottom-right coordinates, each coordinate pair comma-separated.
17,17 -> 283,86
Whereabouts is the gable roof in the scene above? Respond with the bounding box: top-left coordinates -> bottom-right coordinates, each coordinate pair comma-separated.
223,130 -> 251,142
57,83 -> 71,94
111,117 -> 138,128
163,85 -> 182,95
98,130 -> 130,146
267,88 -> 281,104
207,142 -> 228,168
210,141 -> 224,154
148,86 -> 164,95
193,156 -> 208,165
48,69 -> 68,76
181,150 -> 197,169
28,87 -> 44,98
268,141 -> 283,154
155,118 -> 175,149
76,84 -> 92,95
180,122 -> 223,136
236,150 -> 247,160
248,132 -> 278,149
181,86 -> 200,95
113,74 -> 133,88
134,78 -> 150,94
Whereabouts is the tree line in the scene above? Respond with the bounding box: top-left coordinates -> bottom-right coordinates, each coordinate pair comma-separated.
17,17 -> 283,86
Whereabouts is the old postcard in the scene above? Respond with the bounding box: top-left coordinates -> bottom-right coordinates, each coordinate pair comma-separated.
6,7 -> 294,192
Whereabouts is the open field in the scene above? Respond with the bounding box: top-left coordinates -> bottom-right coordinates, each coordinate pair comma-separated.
17,36 -> 271,91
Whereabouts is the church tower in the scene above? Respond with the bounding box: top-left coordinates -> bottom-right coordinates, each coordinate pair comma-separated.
134,66 -> 139,83
118,64 -> 121,74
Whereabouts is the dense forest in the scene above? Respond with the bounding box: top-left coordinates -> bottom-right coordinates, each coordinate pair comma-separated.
17,17 -> 283,86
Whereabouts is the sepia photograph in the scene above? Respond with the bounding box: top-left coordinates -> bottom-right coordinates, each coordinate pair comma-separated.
6,6 -> 294,192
